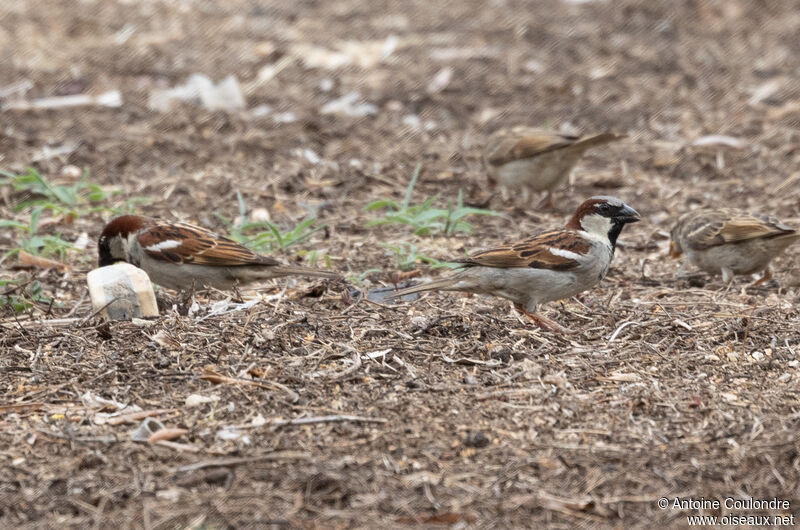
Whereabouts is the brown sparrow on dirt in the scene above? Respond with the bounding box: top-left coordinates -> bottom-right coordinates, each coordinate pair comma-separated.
484,127 -> 625,208
670,208 -> 800,286
389,196 -> 640,332
98,215 -> 340,290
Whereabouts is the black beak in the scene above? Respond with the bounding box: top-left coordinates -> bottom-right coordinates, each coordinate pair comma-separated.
615,204 -> 641,224
97,237 -> 114,267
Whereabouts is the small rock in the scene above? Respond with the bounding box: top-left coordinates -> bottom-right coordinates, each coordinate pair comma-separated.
463,431 -> 490,448
542,374 -> 566,387
491,349 -> 513,363
60,165 -> 82,179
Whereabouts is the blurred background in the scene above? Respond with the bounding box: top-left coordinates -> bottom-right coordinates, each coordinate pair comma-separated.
2,0 -> 798,222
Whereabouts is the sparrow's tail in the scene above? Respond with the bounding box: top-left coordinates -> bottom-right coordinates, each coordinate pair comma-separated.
269,266 -> 341,279
386,277 -> 461,299
771,231 -> 800,249
573,132 -> 626,151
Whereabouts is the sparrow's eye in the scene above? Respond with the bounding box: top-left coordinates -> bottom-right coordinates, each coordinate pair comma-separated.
596,202 -> 613,216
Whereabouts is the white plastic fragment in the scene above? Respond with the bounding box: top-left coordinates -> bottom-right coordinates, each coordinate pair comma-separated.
216,427 -> 251,445
302,148 -> 322,164
272,112 -> 297,123
249,104 -> 273,117
749,79 -> 782,105
73,232 -> 90,251
194,297 -> 260,323
148,74 -> 245,112
321,92 -> 377,117
87,262 -> 159,320
130,418 -> 165,442
0,79 -> 33,99
82,391 -> 142,425
691,135 -> 749,149
251,56 -> 293,87
291,36 -> 397,70
429,46 -> 501,61
31,142 -> 78,162
81,391 -> 131,411
184,394 -> 219,407
3,90 -> 122,111
427,67 -> 453,94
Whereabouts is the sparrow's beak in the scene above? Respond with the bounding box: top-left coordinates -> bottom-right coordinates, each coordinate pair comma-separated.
616,204 -> 641,224
668,241 -> 682,258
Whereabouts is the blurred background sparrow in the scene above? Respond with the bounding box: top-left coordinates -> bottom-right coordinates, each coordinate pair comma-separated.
670,208 -> 799,287
484,127 -> 625,209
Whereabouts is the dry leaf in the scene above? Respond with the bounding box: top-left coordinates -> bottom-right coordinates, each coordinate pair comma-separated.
148,428 -> 188,443
17,250 -> 68,271
106,408 -> 174,425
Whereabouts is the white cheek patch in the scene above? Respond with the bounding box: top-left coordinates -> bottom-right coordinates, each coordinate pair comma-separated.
548,247 -> 583,261
580,214 -> 613,237
145,240 -> 182,252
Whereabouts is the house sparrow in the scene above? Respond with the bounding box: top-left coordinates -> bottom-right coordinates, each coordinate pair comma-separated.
389,196 -> 640,332
484,127 -> 625,208
97,215 -> 340,290
669,208 -> 800,286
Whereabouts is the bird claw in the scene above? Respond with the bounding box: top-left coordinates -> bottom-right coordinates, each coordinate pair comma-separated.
515,305 -> 574,334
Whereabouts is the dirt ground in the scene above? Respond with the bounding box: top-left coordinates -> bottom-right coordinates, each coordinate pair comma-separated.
2,0 -> 800,528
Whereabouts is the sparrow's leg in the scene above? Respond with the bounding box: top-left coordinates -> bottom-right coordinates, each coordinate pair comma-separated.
536,191 -> 554,210
716,268 -> 735,298
520,186 -> 531,207
721,267 -> 734,285
514,304 -> 574,334
751,265 -> 773,287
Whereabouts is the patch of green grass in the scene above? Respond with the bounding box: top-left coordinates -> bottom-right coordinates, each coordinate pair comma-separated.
1,208 -> 75,260
380,242 -> 461,272
0,167 -> 146,217
0,278 -> 54,313
0,167 -> 149,260
364,163 -> 500,236
295,249 -> 333,269
216,191 -> 327,254
346,268 -> 383,287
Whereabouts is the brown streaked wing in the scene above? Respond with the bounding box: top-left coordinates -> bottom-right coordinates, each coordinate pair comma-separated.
138,222 -> 279,266
685,210 -> 796,250
485,128 -> 578,166
457,230 -> 589,271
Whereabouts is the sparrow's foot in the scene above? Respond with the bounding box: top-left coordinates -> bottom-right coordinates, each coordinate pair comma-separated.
751,267 -> 772,287
714,277 -> 735,300
515,304 -> 574,334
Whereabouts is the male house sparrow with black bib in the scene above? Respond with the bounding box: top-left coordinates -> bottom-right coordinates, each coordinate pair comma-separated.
670,208 -> 799,286
484,127 -> 625,208
97,215 -> 340,290
389,196 -> 640,332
